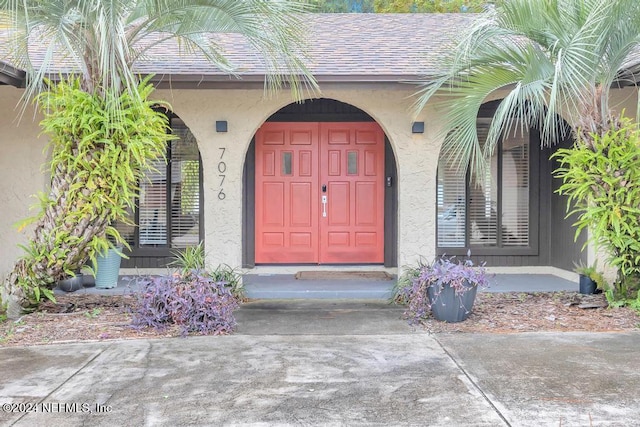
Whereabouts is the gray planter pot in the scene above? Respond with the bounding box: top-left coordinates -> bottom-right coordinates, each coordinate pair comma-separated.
95,247 -> 123,289
427,281 -> 478,323
57,274 -> 84,292
579,275 -> 597,294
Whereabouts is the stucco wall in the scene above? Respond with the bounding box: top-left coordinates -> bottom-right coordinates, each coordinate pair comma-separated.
154,83 -> 442,270
1,83 -> 637,281
0,87 -> 46,282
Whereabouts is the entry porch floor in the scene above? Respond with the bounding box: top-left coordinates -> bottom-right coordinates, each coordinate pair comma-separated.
63,273 -> 579,299
243,273 -> 577,300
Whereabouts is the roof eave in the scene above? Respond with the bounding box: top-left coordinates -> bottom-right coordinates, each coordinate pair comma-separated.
0,61 -> 26,87
149,73 -> 428,89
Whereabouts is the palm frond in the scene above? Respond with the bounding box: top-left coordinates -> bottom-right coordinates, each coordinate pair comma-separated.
414,0 -> 640,177
0,0 -> 318,110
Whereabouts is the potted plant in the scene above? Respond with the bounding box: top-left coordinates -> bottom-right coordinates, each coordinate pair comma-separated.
573,262 -> 605,295
94,245 -> 124,289
56,271 -> 84,292
398,253 -> 491,323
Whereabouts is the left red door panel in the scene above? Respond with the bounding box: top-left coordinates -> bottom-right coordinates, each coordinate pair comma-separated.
255,123 -> 319,263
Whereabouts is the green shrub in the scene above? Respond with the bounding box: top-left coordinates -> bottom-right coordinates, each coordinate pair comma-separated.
209,265 -> 245,301
7,78 -> 170,308
169,244 -> 244,300
553,117 -> 640,305
170,243 -> 206,275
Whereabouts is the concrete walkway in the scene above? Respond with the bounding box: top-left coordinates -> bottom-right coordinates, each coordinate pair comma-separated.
1,300 -> 639,426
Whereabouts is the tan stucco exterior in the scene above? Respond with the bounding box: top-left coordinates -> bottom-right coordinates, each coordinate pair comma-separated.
1,83 -> 638,281
0,87 -> 46,281
154,83 -> 442,271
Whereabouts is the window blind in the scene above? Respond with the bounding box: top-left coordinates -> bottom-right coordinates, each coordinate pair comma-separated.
139,158 -> 168,246
170,119 -> 201,248
501,128 -> 529,246
436,118 -> 530,250
469,122 -> 498,246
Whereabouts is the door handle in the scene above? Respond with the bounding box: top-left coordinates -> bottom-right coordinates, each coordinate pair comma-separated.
321,195 -> 327,217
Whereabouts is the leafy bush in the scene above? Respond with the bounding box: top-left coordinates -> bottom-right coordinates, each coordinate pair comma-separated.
3,79 -> 170,313
391,257 -> 429,305
169,244 -> 245,300
395,255 -> 491,324
170,243 -> 205,275
209,264 -> 245,300
553,117 -> 640,304
131,272 -> 239,336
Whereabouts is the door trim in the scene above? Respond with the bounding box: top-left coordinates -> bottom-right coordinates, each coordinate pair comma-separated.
243,127 -> 398,267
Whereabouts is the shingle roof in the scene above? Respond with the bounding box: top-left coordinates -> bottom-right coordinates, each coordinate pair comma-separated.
3,13 -> 637,88
0,13 -> 477,87
138,13 -> 476,83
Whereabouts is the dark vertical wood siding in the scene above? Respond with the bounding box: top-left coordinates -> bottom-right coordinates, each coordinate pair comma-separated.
121,255 -> 173,269
462,141 -> 582,268
547,139 -> 587,270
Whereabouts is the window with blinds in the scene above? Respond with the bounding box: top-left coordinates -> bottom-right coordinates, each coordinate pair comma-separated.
169,120 -> 201,249
436,120 -> 530,249
139,157 -> 168,245
115,115 -> 202,251
436,153 -> 466,247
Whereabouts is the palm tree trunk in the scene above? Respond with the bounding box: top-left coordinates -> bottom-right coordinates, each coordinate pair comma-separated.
2,155 -> 110,319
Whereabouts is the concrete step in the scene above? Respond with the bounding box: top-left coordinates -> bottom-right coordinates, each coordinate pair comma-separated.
243,274 -> 395,300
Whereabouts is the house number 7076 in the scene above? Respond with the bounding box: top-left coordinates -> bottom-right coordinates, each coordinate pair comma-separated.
218,147 -> 226,200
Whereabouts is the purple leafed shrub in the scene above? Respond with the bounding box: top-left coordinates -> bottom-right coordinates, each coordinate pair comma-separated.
397,254 -> 491,324
131,272 -> 239,336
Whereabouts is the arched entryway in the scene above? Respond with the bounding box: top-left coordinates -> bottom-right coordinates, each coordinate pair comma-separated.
242,98 -> 398,267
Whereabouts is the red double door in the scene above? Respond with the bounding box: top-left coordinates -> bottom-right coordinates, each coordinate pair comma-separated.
255,122 -> 385,264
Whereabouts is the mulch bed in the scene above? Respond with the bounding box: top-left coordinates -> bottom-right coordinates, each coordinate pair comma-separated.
418,292 -> 640,333
0,292 -> 638,347
0,295 -> 179,347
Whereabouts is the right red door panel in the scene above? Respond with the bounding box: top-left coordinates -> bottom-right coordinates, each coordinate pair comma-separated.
319,123 -> 385,263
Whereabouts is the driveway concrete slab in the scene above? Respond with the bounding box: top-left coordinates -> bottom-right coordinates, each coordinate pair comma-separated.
0,342 -> 110,426
2,300 -> 640,426
436,332 -> 640,426
1,335 -> 504,426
